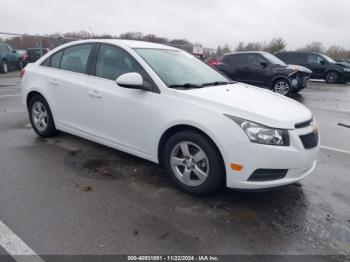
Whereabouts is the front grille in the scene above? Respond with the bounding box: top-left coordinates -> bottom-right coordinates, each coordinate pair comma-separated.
248,169 -> 288,182
295,119 -> 312,129
299,131 -> 319,149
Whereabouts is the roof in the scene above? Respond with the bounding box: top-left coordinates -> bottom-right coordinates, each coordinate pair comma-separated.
61,39 -> 179,51
224,51 -> 269,56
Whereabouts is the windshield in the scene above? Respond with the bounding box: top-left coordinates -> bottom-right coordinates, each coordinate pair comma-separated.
134,48 -> 230,87
320,54 -> 336,63
262,53 -> 286,65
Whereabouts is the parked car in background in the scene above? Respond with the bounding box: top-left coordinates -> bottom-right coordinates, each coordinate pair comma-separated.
0,42 -> 19,73
21,39 -> 319,195
15,50 -> 27,69
26,48 -> 50,63
276,52 -> 350,84
213,51 -> 311,96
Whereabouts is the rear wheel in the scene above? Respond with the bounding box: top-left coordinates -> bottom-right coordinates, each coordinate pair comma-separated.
28,95 -> 57,137
163,130 -> 225,195
272,79 -> 291,96
325,71 -> 339,84
1,60 -> 8,73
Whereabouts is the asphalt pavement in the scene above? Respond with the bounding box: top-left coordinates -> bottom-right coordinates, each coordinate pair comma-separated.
0,71 -> 349,260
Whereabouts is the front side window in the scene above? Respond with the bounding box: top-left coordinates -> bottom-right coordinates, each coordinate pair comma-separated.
246,54 -> 267,65
60,44 -> 93,74
95,45 -> 144,81
262,53 -> 286,65
135,48 -> 228,87
307,54 -> 324,64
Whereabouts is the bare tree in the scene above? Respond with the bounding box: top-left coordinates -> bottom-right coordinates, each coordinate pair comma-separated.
264,38 -> 286,54
298,42 -> 325,53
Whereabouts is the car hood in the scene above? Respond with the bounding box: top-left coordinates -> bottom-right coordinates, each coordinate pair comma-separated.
176,83 -> 312,129
334,62 -> 350,68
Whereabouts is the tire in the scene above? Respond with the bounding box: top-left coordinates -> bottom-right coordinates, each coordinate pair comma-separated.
28,95 -> 57,137
0,60 -> 8,73
272,79 -> 292,96
325,71 -> 339,84
162,130 -> 225,196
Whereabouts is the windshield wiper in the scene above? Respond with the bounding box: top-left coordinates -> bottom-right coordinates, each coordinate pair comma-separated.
201,81 -> 233,87
169,83 -> 203,89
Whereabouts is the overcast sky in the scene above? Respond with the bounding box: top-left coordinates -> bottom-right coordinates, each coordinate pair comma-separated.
1,0 -> 350,49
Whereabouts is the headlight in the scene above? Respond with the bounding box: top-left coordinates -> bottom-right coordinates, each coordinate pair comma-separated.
225,115 -> 290,146
343,68 -> 350,72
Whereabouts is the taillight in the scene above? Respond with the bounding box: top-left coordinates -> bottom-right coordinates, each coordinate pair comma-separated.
20,68 -> 25,78
211,61 -> 222,66
22,53 -> 28,61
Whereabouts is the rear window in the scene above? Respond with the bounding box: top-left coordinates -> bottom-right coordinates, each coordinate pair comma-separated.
51,51 -> 63,68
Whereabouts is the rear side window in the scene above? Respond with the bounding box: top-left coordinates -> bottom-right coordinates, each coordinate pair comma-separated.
230,54 -> 247,65
289,53 -> 305,64
95,45 -> 144,81
60,44 -> 93,74
51,51 -> 63,68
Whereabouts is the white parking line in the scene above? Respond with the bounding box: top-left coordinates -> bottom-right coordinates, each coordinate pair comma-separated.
0,220 -> 44,262
0,94 -> 21,98
321,145 -> 350,155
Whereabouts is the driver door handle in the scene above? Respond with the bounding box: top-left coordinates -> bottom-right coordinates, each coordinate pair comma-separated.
88,90 -> 102,99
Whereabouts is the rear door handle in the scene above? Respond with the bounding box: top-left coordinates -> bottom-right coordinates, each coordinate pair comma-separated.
88,90 -> 102,99
49,78 -> 59,86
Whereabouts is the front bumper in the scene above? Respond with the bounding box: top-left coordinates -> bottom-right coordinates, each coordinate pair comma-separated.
290,73 -> 309,91
341,71 -> 350,82
222,123 -> 320,189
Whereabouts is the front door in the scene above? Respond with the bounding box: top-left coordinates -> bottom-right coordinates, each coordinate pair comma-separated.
86,44 -> 153,156
306,54 -> 327,78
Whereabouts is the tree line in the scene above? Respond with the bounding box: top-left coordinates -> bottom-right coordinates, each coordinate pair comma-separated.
1,31 -> 350,60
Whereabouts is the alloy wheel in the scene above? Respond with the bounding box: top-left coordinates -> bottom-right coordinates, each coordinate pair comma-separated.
31,101 -> 49,132
326,72 -> 338,83
274,80 -> 290,95
170,141 -> 209,187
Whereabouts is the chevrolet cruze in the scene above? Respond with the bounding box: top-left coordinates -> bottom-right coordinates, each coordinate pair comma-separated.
21,40 -> 320,195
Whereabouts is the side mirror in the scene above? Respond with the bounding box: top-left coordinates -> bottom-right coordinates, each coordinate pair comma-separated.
320,60 -> 326,65
12,50 -> 17,53
116,72 -> 150,91
260,62 -> 268,68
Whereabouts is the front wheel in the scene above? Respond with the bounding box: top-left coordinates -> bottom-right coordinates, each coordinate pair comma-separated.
28,95 -> 57,137
272,79 -> 291,96
325,71 -> 339,84
163,130 -> 225,195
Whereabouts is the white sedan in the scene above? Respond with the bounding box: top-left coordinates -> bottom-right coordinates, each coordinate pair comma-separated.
21,39 -> 320,195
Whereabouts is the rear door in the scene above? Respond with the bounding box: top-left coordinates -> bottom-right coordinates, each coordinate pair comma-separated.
220,54 -> 248,82
40,44 -> 94,131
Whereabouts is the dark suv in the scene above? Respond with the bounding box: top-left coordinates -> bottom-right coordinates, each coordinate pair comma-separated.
0,42 -> 20,73
214,51 -> 311,96
276,52 -> 350,84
